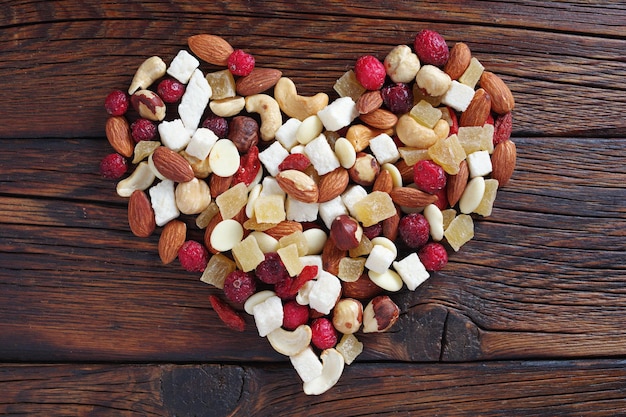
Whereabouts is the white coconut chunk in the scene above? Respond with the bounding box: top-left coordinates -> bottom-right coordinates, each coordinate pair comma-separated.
259,141 -> 289,177
304,134 -> 341,175
167,50 -> 200,84
178,69 -> 212,130
317,96 -> 359,132
158,119 -> 191,152
369,133 -> 400,165
252,295 -> 284,337
185,127 -> 218,160
393,252 -> 430,291
149,179 -> 180,226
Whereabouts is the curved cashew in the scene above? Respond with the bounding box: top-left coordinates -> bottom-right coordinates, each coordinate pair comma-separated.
303,348 -> 345,396
245,94 -> 282,141
128,56 -> 166,94
395,114 -> 438,148
274,77 -> 329,121
116,162 -> 156,197
267,325 -> 312,356
209,96 -> 246,118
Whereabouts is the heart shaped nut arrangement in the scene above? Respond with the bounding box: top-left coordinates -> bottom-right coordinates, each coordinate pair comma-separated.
101,30 -> 516,395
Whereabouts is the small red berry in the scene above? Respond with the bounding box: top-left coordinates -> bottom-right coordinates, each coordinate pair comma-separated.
381,83 -> 413,114
413,29 -> 450,67
99,153 -> 128,179
274,276 -> 296,301
282,300 -> 310,331
209,295 -> 246,332
413,160 -> 447,193
418,242 -> 448,271
493,112 -> 513,146
202,114 -> 229,138
255,252 -> 290,284
432,186 -> 448,211
278,153 -> 311,172
130,118 -> 157,142
354,55 -> 387,90
362,222 -> 383,240
104,90 -> 128,116
447,106 -> 459,136
223,270 -> 257,304
310,318 -> 338,350
227,49 -> 255,76
157,78 -> 186,103
398,213 -> 430,249
178,240 -> 209,273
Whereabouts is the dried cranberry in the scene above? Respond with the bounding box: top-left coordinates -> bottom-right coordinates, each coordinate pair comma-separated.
227,49 -> 255,76
447,106 -> 459,136
282,300 -> 310,331
223,270 -> 257,304
362,222 -> 383,240
354,55 -> 386,90
274,276 -> 296,301
278,153 -> 311,172
209,295 -> 245,332
104,90 -> 128,116
99,153 -> 128,179
178,240 -> 209,272
130,118 -> 157,142
413,160 -> 447,193
398,213 -> 430,249
418,242 -> 448,271
381,83 -> 413,114
255,252 -> 289,285
432,186 -> 448,211
493,112 -> 513,146
413,29 -> 450,67
157,78 -> 186,103
233,146 -> 261,186
310,318 -> 338,350
202,114 -> 229,138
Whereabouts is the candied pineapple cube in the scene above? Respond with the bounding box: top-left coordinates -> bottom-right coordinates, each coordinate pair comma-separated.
457,124 -> 494,155
444,214 -> 474,252
474,179 -> 499,217
458,57 -> 484,89
277,243 -> 304,276
215,182 -> 248,220
428,134 -> 467,175
410,100 -> 443,129
232,234 -> 266,272
200,253 -> 236,289
352,191 -> 397,227
196,201 -> 220,229
349,234 -> 373,258
338,257 -> 366,282
254,194 -> 286,224
205,69 -> 236,100
441,208 -> 457,230
334,70 -> 366,102
398,147 -> 431,166
336,333 -> 363,365
279,230 -> 309,257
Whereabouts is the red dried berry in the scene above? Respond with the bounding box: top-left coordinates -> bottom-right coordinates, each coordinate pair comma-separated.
178,240 -> 209,272
493,112 -> 513,146
104,90 -> 129,116
413,29 -> 450,67
278,153 -> 311,172
398,213 -> 430,249
255,252 -> 290,285
157,78 -> 186,103
310,318 -> 338,350
223,270 -> 257,304
381,83 -> 413,114
354,55 -> 387,90
282,300 -> 310,331
130,118 -> 157,142
289,265 -> 318,295
209,295 -> 246,332
413,160 -> 447,193
418,242 -> 448,271
274,276 -> 296,301
362,222 -> 383,240
202,114 -> 229,138
227,49 -> 255,76
233,146 -> 261,186
447,106 -> 459,136
432,186 -> 448,211
99,153 -> 128,179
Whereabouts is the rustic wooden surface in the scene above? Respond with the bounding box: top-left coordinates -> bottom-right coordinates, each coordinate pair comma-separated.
1,0 -> 625,415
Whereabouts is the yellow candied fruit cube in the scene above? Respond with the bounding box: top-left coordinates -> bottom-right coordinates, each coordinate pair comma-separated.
474,179 -> 499,217
458,57 -> 484,89
200,253 -> 236,289
279,230 -> 308,257
196,201 -> 220,229
352,191 -> 397,227
348,235 -> 373,258
334,70 -> 366,102
254,194 -> 286,224
277,243 -> 304,277
205,69 -> 236,100
232,234 -> 266,272
410,100 -> 443,129
336,333 -> 363,365
399,147 -> 431,167
441,208 -> 457,231
444,214 -> 474,252
457,124 -> 494,155
215,182 -> 248,220
338,257 -> 366,282
428,134 -> 467,175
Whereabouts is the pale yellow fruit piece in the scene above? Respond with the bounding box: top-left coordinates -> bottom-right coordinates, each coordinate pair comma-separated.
348,235 -> 373,258
334,70 -> 366,102
428,134 -> 467,175
457,124 -> 494,155
441,209 -> 457,231
474,179 -> 499,217
254,194 -> 286,224
216,182 -> 248,220
444,214 -> 474,252
410,100 -> 442,129
205,69 -> 236,100
196,201 -> 219,229
336,333 -> 363,365
458,57 -> 484,89
200,253 -> 236,289
132,140 -> 161,164
279,231 -> 309,257
232,234 -> 266,272
338,257 -> 366,282
352,191 -> 397,227
398,147 -> 431,167
277,243 -> 304,277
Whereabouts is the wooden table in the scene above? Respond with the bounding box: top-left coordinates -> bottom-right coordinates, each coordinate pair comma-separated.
1,1 -> 625,415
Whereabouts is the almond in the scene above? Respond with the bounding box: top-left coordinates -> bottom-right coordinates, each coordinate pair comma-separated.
394,159 -> 415,184
209,173 -> 234,198
444,42 -> 472,80
491,139 -> 516,186
389,187 -> 438,208
447,159 -> 469,206
236,68 -> 283,96
356,90 -> 383,114
382,208 -> 400,241
321,237 -> 346,276
275,169 -> 319,203
341,273 -> 383,300
359,108 -> 398,130
152,146 -> 195,183
459,88 -> 491,127
203,212 -> 223,254
105,116 -> 134,157
265,220 -> 303,240
188,34 -> 234,66
372,169 -> 393,194
158,220 -> 186,264
480,71 -> 515,115
318,167 -> 349,203
128,190 -> 156,238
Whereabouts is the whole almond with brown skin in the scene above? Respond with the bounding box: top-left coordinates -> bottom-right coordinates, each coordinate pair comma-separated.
158,220 -> 186,264
459,88 -> 492,127
372,169 -> 393,194
359,108 -> 398,130
152,147 -> 195,183
209,173 -> 234,198
318,168 -> 349,203
447,160 -> 469,206
321,238 -> 346,276
394,159 -> 415,184
265,221 -> 303,240
236,68 -> 283,96
276,169 -> 319,203
444,42 -> 472,80
128,190 -> 156,238
382,209 -> 400,241
188,34 -> 234,66
480,71 -> 515,115
356,90 -> 383,114
105,116 -> 134,157
491,139 -> 516,186
342,273 -> 383,300
389,187 -> 438,208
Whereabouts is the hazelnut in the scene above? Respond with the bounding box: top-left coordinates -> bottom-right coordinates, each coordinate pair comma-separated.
131,89 -> 166,121
332,298 -> 363,334
228,115 -> 259,152
330,215 -> 363,251
362,295 -> 399,333
348,152 -> 380,186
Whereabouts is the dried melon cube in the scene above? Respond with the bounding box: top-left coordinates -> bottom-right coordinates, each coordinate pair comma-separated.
254,194 -> 286,224
279,230 -> 309,257
216,182 -> 248,220
410,100 -> 443,129
352,191 -> 397,227
441,208 -> 457,231
205,69 -> 236,100
277,243 -> 304,276
474,179 -> 499,217
232,234 -> 266,272
200,253 -> 236,289
348,235 -> 373,258
196,201 -> 220,229
338,257 -> 366,282
334,70 -> 366,102
428,134 -> 467,175
399,147 -> 431,166
336,333 -> 363,365
458,57 -> 484,89
457,124 -> 494,155
444,214 -> 474,252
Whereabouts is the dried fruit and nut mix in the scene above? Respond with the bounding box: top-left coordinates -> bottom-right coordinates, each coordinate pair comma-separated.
101,30 -> 516,395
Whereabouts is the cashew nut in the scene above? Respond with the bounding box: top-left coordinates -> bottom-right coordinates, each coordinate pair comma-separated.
302,348 -> 345,395
116,162 -> 156,197
267,325 -> 312,356
209,96 -> 246,118
274,77 -> 329,121
128,56 -> 166,94
245,94 -> 282,141
395,114 -> 438,149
